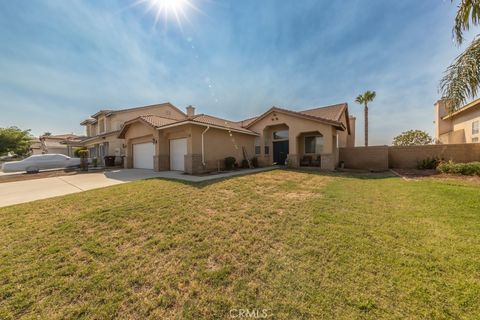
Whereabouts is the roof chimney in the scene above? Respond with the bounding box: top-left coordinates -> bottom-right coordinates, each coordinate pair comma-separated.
186,105 -> 195,117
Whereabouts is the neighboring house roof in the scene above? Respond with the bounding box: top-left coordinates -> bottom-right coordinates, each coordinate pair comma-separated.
244,104 -> 348,131
78,130 -> 120,143
442,98 -> 480,120
43,140 -> 69,149
40,134 -> 82,140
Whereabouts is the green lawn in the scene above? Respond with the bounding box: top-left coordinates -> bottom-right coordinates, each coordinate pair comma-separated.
1,170 -> 480,319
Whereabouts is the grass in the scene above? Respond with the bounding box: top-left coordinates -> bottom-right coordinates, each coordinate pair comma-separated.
1,169 -> 480,319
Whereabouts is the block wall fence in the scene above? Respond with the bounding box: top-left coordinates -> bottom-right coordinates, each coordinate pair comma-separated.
339,143 -> 480,170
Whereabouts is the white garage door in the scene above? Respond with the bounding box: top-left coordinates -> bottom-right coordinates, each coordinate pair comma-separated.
133,142 -> 155,169
170,138 -> 187,171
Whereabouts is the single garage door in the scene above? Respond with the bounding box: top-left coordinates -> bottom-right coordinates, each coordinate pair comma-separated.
133,142 -> 155,169
170,138 -> 187,171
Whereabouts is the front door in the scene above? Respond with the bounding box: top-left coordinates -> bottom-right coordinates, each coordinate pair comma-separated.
273,140 -> 289,165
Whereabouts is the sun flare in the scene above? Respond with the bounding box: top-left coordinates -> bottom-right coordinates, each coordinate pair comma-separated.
136,0 -> 197,28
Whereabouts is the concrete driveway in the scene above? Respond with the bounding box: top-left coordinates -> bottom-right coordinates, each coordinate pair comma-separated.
0,169 -> 169,208
0,167 -> 276,208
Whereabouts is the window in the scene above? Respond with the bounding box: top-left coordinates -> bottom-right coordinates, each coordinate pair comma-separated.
473,137 -> 479,143
473,120 -> 479,135
264,146 -> 269,155
273,130 -> 288,140
99,118 -> 105,133
254,137 -> 260,155
305,135 -> 324,154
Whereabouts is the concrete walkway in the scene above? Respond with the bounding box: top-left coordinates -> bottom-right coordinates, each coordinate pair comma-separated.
0,167 -> 276,208
147,166 -> 276,182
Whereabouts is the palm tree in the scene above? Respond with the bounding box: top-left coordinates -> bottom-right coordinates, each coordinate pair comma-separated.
440,0 -> 480,111
355,91 -> 376,147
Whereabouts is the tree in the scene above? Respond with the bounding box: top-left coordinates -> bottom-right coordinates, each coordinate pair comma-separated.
42,132 -> 52,136
355,90 -> 376,147
392,130 -> 433,146
440,0 -> 480,111
0,127 -> 32,156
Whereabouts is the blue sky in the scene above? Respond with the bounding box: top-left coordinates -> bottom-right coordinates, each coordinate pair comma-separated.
0,0 -> 468,145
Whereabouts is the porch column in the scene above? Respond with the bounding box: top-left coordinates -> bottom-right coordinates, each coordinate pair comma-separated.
261,128 -> 271,166
287,130 -> 299,167
320,130 -> 336,170
124,141 -> 133,169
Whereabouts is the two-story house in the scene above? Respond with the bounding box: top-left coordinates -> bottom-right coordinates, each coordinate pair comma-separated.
435,98 -> 480,144
79,103 -> 186,164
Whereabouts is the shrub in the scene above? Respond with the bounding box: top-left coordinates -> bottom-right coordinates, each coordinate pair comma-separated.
241,159 -> 249,168
437,161 -> 480,176
74,147 -> 88,158
250,157 -> 259,168
224,157 -> 236,170
286,158 -> 295,169
416,157 -> 441,170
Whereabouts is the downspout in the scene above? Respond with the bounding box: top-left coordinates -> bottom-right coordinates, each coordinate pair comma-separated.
201,126 -> 210,167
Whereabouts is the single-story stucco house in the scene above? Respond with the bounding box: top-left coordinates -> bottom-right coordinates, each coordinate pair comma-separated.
30,134 -> 83,156
109,102 -> 355,173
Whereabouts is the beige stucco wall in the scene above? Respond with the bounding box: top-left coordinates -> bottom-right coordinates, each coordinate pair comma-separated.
82,135 -> 124,160
190,125 -> 256,171
84,104 -> 185,137
337,114 -> 355,148
248,111 -> 340,169
108,104 -> 185,133
123,122 -> 256,173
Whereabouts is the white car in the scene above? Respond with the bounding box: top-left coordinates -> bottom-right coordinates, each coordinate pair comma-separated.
1,154 -> 82,173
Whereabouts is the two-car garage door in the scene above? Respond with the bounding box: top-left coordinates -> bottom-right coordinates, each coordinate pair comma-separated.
133,142 -> 155,169
132,139 -> 187,171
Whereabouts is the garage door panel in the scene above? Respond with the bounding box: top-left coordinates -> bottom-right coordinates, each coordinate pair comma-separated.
170,138 -> 187,171
133,143 -> 155,169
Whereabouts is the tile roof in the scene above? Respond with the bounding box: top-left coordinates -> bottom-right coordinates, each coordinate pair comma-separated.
190,114 -> 256,134
237,116 -> 259,127
118,103 -> 350,138
119,114 -> 258,136
139,115 -> 179,127
298,103 -> 347,122
243,104 -> 347,130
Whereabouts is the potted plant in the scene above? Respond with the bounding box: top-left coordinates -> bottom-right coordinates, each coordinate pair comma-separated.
77,149 -> 89,171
